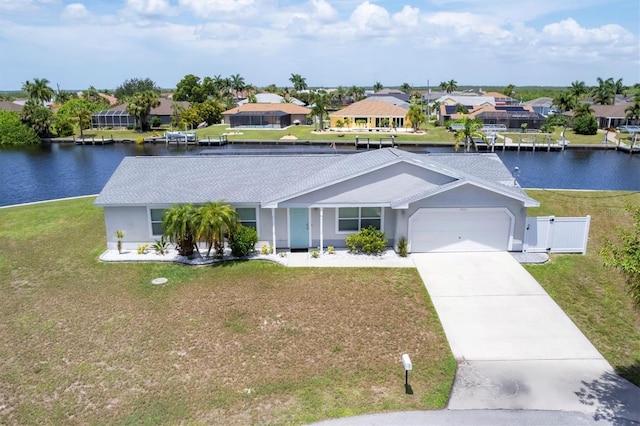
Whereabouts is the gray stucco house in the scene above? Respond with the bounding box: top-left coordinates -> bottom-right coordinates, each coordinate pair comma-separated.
94,148 -> 539,253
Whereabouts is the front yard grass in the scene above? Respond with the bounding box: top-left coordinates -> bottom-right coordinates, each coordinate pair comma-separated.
524,190 -> 640,386
0,198 -> 455,425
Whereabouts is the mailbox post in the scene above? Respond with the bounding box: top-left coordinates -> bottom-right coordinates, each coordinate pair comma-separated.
402,353 -> 412,394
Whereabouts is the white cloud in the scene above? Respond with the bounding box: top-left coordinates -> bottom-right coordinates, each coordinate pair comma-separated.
540,18 -> 634,45
311,0 -> 337,22
62,3 -> 91,21
125,0 -> 174,17
350,1 -> 390,31
178,0 -> 256,17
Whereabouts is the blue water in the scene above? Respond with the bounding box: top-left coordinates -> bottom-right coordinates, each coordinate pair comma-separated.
0,142 -> 638,207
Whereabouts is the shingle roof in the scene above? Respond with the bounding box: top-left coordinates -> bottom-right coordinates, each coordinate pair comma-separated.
107,98 -> 189,116
0,101 -> 23,112
95,148 -> 537,208
223,103 -> 311,115
329,99 -> 409,118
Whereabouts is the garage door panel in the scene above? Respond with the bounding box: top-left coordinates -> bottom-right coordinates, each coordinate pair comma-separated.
410,208 -> 511,252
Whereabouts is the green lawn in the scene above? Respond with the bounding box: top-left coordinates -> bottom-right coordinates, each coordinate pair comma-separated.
0,198 -> 455,425
524,190 -> 640,385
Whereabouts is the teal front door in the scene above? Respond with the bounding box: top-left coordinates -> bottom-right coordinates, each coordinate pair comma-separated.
289,208 -> 309,248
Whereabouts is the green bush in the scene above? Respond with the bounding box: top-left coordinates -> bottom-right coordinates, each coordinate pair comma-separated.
150,116 -> 162,128
229,226 -> 258,258
573,115 -> 598,135
397,237 -> 408,257
345,226 -> 387,255
0,111 -> 39,145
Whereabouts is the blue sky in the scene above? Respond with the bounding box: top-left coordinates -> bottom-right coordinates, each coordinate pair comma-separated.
0,0 -> 638,91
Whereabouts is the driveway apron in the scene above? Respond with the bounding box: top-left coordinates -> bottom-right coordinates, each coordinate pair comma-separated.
412,252 -> 640,422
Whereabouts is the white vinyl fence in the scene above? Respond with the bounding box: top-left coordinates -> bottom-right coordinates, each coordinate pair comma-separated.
523,216 -> 591,254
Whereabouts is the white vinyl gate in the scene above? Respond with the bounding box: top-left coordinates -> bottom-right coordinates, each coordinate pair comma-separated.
523,216 -> 591,254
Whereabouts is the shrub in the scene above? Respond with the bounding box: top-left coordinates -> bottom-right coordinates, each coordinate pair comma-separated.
229,226 -> 258,258
152,236 -> 169,255
345,226 -> 387,255
397,237 -> 408,257
137,243 -> 149,254
150,116 -> 162,128
573,115 -> 598,135
311,248 -> 320,258
327,246 -> 335,255
260,244 -> 273,255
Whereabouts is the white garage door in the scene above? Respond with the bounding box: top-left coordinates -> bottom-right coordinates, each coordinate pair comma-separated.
409,208 -> 512,252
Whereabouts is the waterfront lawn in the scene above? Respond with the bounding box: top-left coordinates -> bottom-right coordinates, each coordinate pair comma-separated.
80,124 -> 457,145
0,198 -> 455,425
524,190 -> 640,386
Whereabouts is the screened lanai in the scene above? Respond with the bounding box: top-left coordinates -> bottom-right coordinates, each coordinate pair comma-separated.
91,110 -> 136,129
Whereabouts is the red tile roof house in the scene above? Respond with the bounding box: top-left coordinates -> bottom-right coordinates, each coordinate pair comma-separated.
222,103 -> 311,128
94,148 -> 541,254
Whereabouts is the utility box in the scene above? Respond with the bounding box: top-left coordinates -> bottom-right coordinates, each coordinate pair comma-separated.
402,353 -> 412,371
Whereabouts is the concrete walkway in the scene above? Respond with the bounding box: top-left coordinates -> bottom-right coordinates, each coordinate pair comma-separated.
412,252 -> 640,422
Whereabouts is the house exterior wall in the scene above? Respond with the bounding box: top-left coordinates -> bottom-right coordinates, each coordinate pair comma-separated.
308,207 -> 396,249
104,206 -> 153,250
395,185 -> 527,251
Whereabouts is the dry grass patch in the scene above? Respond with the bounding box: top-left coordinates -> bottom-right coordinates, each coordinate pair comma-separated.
0,198 -> 455,425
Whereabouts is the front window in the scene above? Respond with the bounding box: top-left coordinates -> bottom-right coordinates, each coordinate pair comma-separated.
236,208 -> 257,230
338,207 -> 381,232
150,209 -> 166,235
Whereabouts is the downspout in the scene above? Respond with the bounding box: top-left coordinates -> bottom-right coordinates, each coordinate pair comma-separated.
271,208 -> 276,254
319,208 -> 324,255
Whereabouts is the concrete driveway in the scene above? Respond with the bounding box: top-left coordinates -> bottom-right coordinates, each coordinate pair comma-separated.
413,252 -> 640,422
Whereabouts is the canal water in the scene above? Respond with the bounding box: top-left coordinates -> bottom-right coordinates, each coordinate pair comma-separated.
0,142 -> 638,207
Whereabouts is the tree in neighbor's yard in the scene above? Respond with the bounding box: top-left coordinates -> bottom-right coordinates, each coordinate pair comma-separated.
406,104 -> 426,132
126,91 -> 160,131
600,203 -> 640,306
454,115 -> 486,152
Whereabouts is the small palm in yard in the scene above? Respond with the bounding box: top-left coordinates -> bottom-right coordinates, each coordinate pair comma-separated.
162,203 -> 199,256
454,116 -> 486,152
195,201 -> 239,258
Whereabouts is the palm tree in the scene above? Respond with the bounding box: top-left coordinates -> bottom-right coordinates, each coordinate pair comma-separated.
625,98 -> 640,124
405,104 -> 426,132
126,91 -> 160,131
614,78 -> 626,95
289,73 -> 308,92
348,85 -> 365,102
310,90 -> 331,131
331,86 -> 347,106
67,98 -> 94,139
373,82 -> 383,92
553,91 -> 576,112
568,80 -> 588,100
162,204 -> 198,256
195,202 -> 239,258
592,77 -> 615,105
22,78 -> 55,104
400,82 -> 412,94
573,103 -> 594,118
440,79 -> 457,94
230,74 -> 245,100
21,98 -> 53,137
454,116 -> 485,152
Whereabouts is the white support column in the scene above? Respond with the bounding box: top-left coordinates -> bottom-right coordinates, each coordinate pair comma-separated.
319,208 -> 324,255
271,208 -> 276,253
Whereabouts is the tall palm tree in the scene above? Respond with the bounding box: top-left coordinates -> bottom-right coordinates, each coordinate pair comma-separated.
68,98 -> 94,139
195,202 -> 239,258
310,90 -> 331,131
614,78 -> 626,95
553,91 -> 576,112
348,85 -> 365,102
230,74 -> 245,100
289,73 -> 308,92
373,81 -> 383,92
440,79 -> 457,94
568,81 -> 588,100
162,204 -> 199,256
592,77 -> 615,105
454,116 -> 485,152
332,86 -> 347,106
126,91 -> 160,131
22,77 -> 55,104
